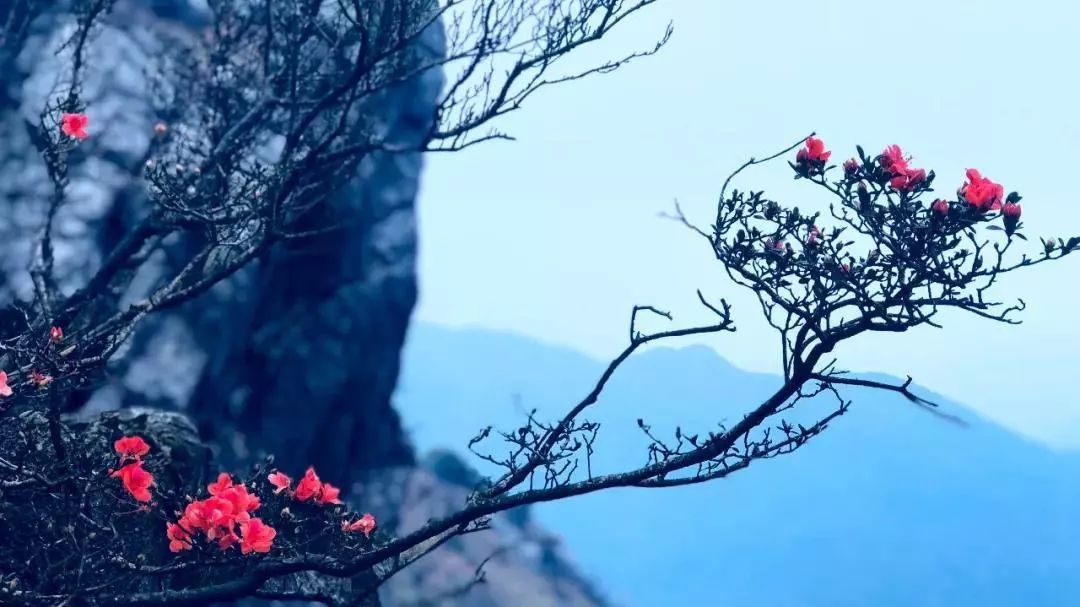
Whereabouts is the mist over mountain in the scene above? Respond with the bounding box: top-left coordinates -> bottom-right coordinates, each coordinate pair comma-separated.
395,323 -> 1080,607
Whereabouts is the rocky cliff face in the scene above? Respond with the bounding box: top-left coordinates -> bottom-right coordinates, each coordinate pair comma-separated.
0,2 -> 607,605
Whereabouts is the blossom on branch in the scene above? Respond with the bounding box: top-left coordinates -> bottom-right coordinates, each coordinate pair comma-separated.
879,145 -> 926,192
166,522 -> 193,553
794,136 -> 831,176
60,113 -> 89,140
960,168 -> 1004,211
318,482 -> 343,505
267,471 -> 291,494
294,466 -> 323,502
239,518 -> 276,554
111,462 -> 153,502
342,513 -> 377,537
207,472 -> 234,495
113,435 -> 150,461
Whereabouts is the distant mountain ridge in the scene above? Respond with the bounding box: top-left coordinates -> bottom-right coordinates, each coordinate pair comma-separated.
395,323 -> 1080,607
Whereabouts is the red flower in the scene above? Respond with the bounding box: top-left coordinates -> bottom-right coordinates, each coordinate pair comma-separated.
219,483 -> 261,514
960,169 -> 1004,212
111,462 -> 153,502
267,471 -> 291,495
114,435 -> 151,461
207,472 -> 234,496
166,522 -> 193,553
49,326 -> 63,343
30,370 -> 53,389
796,136 -> 832,164
342,513 -> 377,538
294,467 -> 322,502
842,158 -> 859,175
840,263 -> 851,274
239,518 -> 276,554
318,482 -> 343,506
931,199 -> 950,217
217,529 -> 240,551
889,167 -> 926,192
0,371 -> 12,398
794,137 -> 831,176
880,145 -> 906,171
154,122 -> 168,135
61,113 -> 89,140
879,145 -> 926,192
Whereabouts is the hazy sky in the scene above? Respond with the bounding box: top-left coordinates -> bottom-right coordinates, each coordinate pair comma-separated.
415,0 -> 1080,448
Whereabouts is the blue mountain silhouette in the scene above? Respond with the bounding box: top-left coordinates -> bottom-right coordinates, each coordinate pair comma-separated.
395,324 -> 1080,607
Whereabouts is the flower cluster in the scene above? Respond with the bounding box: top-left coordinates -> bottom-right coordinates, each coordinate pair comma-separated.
268,467 -> 378,538
878,145 -> 927,192
792,137 -> 1023,236
267,466 -> 343,505
110,436 -> 154,502
166,473 -> 275,554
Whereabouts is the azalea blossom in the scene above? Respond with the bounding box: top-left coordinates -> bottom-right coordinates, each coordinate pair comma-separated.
168,477 -> 270,554
207,472 -> 234,495
878,145 -> 926,192
959,169 -> 1004,212
166,522 -> 193,553
794,136 -> 831,176
61,113 -> 89,140
796,136 -> 831,165
931,199 -> 950,217
49,326 -> 63,343
0,371 -> 12,398
114,435 -> 151,460
219,483 -> 261,514
318,482 -> 343,506
111,462 -> 153,502
842,158 -> 859,175
267,471 -> 291,494
239,518 -> 276,554
294,467 -> 322,501
217,529 -> 240,551
342,513 -> 377,538
889,167 -> 926,192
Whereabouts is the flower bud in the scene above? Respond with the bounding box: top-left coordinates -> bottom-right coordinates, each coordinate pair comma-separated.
1002,202 -> 1022,236
931,199 -> 950,217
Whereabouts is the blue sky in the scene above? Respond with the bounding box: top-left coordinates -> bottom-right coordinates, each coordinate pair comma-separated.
415,0 -> 1080,448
